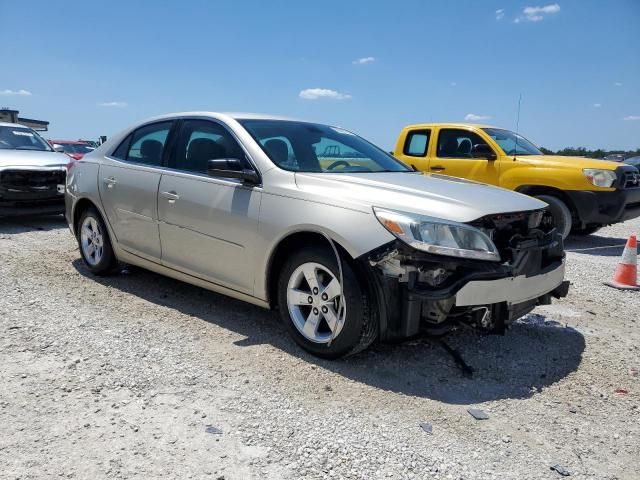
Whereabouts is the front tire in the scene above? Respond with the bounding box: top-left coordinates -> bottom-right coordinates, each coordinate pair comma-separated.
277,246 -> 377,359
77,207 -> 118,275
536,195 -> 572,239
572,224 -> 602,235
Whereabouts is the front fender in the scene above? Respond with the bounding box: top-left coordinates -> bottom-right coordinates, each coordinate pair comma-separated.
253,192 -> 395,301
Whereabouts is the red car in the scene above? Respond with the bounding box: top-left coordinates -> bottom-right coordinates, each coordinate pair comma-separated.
49,140 -> 95,160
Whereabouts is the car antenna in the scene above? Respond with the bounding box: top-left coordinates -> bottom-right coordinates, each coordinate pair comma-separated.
513,93 -> 522,161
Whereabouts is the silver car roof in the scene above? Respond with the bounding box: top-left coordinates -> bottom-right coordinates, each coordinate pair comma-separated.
0,122 -> 33,128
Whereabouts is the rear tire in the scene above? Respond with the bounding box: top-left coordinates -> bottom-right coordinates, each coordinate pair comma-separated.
77,207 -> 119,275
536,195 -> 572,239
277,246 -> 377,359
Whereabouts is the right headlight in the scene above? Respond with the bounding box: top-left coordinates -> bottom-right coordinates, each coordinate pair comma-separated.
583,169 -> 617,188
373,207 -> 500,262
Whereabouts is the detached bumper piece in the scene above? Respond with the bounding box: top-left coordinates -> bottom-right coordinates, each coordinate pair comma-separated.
367,210 -> 569,340
455,262 -> 565,307
0,168 -> 66,216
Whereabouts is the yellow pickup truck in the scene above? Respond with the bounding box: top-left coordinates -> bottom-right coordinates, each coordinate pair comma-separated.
394,123 -> 640,238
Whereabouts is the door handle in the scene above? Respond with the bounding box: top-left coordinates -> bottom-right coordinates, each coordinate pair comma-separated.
161,191 -> 180,203
430,165 -> 446,171
103,177 -> 117,188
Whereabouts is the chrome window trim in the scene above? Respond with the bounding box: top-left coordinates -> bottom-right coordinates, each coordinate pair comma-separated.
105,115 -> 263,187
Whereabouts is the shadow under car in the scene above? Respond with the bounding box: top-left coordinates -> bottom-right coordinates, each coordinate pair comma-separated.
71,258 -> 585,405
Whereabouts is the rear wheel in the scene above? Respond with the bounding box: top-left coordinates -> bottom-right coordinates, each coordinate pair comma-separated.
77,207 -> 118,275
277,247 -> 377,359
536,195 -> 572,239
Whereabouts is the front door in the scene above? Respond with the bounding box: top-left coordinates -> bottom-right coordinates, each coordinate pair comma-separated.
430,128 -> 500,184
157,119 -> 262,294
98,121 -> 174,260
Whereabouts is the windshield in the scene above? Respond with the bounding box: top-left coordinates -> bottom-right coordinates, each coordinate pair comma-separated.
239,119 -> 410,173
0,126 -> 53,151
482,128 -> 542,156
624,156 -> 640,168
56,143 -> 94,154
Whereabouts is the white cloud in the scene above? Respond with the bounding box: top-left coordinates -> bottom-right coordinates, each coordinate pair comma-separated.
450,82 -> 457,87
495,9 -> 505,20
299,88 -> 352,100
593,103 -> 601,108
465,113 -> 492,122
614,82 -> 623,86
515,3 -> 560,22
98,101 -> 128,107
352,56 -> 376,65
624,115 -> 640,121
0,89 -> 32,96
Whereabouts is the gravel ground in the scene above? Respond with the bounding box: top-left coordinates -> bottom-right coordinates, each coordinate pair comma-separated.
1,215 -> 638,480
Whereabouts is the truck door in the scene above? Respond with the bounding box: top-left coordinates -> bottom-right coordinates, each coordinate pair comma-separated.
395,129 -> 432,171
430,127 -> 500,185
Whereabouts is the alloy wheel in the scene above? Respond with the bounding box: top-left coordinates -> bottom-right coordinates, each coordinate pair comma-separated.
286,262 -> 345,343
80,216 -> 104,266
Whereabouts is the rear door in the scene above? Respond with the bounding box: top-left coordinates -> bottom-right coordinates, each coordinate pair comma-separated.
430,127 -> 500,184
99,121 -> 175,261
157,118 -> 262,294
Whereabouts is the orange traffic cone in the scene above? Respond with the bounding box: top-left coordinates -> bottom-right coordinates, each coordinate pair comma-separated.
605,234 -> 639,290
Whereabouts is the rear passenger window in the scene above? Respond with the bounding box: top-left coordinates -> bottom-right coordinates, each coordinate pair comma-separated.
404,130 -> 430,157
112,134 -> 131,160
125,121 -> 173,166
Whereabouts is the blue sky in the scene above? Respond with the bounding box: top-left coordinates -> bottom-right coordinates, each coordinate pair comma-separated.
1,0 -> 638,150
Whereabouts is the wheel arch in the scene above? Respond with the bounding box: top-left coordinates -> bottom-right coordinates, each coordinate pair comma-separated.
515,185 -> 578,219
265,231 -> 355,309
71,197 -> 111,238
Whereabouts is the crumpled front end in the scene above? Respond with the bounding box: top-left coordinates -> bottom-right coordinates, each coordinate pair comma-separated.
364,209 -> 569,340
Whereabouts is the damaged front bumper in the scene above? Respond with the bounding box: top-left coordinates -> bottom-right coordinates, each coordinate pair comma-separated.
364,225 -> 570,340
455,261 -> 565,307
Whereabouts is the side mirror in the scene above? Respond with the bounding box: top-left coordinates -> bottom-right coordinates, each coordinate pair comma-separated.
53,144 -> 65,153
471,143 -> 497,160
207,158 -> 260,184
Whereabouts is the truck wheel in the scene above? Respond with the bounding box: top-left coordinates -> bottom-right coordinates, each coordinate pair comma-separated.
572,224 -> 602,235
277,246 -> 378,359
536,195 -> 572,239
77,207 -> 119,275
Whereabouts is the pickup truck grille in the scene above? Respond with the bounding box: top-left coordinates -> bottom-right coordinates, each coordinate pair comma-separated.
622,171 -> 640,189
0,169 -> 66,200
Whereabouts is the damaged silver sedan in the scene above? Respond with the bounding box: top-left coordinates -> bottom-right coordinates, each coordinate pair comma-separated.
0,123 -> 68,216
65,113 -> 569,358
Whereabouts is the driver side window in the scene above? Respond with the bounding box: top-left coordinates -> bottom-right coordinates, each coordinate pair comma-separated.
437,129 -> 487,159
171,120 -> 245,174
261,136 -> 298,170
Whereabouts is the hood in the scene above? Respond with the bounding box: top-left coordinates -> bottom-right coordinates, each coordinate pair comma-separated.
0,149 -> 69,168
294,172 -> 546,223
514,155 -> 619,170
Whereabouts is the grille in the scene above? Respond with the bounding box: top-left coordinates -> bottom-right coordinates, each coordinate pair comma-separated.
0,169 -> 65,192
623,171 -> 640,189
